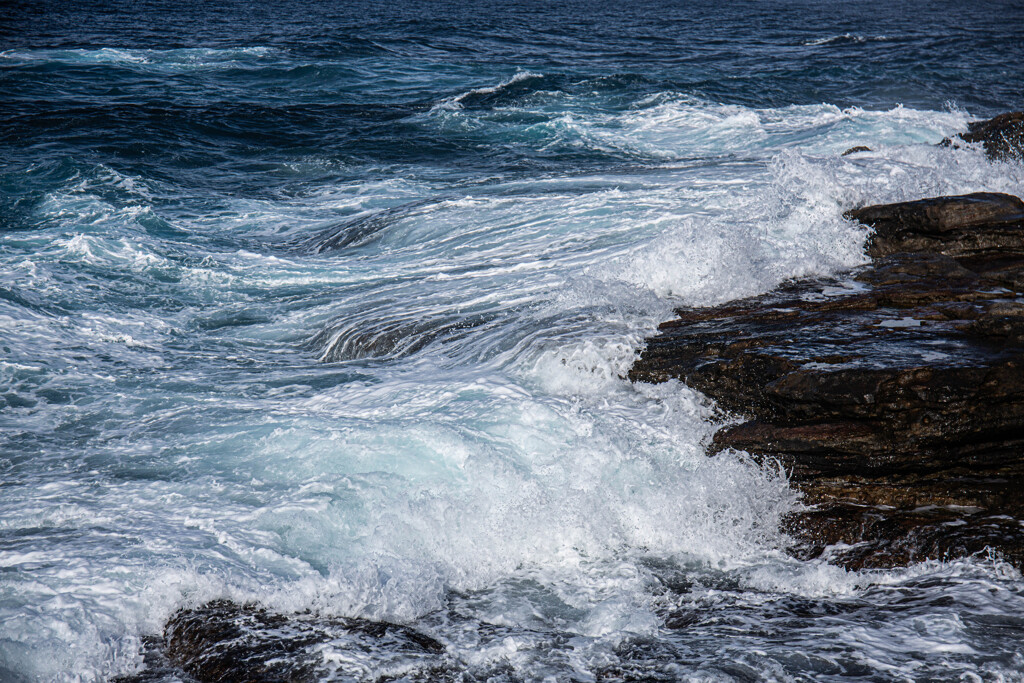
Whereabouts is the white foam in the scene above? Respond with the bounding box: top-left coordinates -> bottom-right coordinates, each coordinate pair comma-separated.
5,95 -> 1024,680
431,70 -> 544,112
0,46 -> 278,67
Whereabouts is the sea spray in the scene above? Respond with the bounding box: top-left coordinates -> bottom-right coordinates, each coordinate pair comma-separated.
3,2 -> 1024,678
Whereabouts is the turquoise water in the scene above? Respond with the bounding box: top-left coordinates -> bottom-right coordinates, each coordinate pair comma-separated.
3,1 -> 1024,680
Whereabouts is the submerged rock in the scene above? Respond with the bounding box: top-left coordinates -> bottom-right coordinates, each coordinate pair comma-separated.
630,193 -> 1024,569
132,600 -> 451,683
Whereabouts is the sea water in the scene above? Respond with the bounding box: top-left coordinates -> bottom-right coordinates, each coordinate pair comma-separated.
2,1 -> 1024,680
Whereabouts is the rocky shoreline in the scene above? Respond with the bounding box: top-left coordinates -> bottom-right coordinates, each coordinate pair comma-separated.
120,113 -> 1024,683
631,112 -> 1024,570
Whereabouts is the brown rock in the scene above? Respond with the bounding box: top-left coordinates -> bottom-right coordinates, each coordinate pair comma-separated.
959,111 -> 1024,161
629,193 -> 1024,569
844,192 -> 1024,259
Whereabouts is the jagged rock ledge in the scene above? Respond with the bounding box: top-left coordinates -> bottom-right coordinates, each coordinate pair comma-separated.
629,190 -> 1024,570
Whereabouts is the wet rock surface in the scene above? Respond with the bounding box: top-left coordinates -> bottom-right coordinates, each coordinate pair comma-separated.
956,111 -> 1024,161
849,192 -> 1024,260
630,192 -> 1024,569
118,600 -> 452,683
786,503 -> 1024,571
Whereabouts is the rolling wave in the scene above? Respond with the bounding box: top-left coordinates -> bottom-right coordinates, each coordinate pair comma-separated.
3,25 -> 1024,678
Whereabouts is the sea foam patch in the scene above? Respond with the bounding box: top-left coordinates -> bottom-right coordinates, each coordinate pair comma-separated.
4,61 -> 1024,680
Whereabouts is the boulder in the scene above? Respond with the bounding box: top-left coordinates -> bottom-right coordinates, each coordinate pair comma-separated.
845,192 -> 1024,259
958,111 -> 1024,160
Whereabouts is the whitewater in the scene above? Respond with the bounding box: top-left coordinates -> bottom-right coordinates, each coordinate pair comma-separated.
3,3 -> 1024,680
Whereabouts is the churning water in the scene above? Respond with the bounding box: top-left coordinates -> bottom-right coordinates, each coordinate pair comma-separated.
3,1 -> 1024,680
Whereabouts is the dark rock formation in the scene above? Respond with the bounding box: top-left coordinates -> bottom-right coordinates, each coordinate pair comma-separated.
942,111 -> 1024,161
959,111 -> 1024,161
629,192 -> 1024,569
845,112 -> 1024,161
848,192 -> 1024,260
126,600 -> 451,683
786,503 -> 1024,570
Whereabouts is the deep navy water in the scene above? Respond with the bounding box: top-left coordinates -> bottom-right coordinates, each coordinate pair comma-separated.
3,1 -> 1024,680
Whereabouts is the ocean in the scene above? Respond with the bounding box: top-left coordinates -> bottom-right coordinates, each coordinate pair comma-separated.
2,0 -> 1024,680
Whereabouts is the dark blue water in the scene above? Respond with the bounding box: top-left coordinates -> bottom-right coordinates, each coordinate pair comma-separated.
3,1 -> 1024,680
4,0 -> 1024,196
